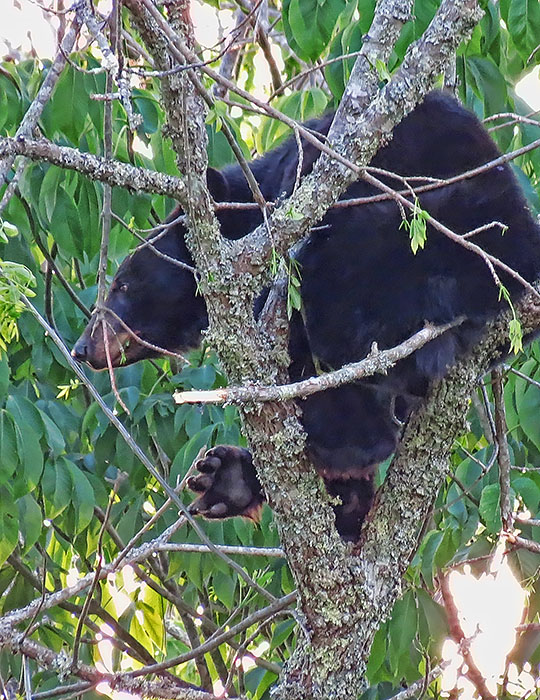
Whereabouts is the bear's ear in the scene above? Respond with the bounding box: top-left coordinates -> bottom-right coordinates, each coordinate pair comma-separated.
207,168 -> 230,202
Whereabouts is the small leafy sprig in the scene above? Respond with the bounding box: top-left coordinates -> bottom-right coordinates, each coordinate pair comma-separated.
0,260 -> 36,353
400,197 -> 429,254
498,283 -> 523,354
270,248 -> 303,318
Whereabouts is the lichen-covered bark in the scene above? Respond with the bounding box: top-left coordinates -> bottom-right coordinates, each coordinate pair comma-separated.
234,0 -> 483,279
355,294 -> 540,676
0,136 -> 186,199
122,1 -> 485,698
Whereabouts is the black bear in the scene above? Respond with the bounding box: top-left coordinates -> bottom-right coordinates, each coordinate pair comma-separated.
73,92 -> 540,540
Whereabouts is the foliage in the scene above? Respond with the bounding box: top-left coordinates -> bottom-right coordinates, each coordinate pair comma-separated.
1,0 -> 540,698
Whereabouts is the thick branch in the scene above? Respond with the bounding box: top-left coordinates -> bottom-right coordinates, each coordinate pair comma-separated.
439,575 -> 496,699
0,135 -> 187,200
120,3 -> 486,699
0,628 -> 218,700
354,291 -> 540,676
234,0 -> 483,277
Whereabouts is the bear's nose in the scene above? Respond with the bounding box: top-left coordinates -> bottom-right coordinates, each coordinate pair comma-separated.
71,339 -> 88,361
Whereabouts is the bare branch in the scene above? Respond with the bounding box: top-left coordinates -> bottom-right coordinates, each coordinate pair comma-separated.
0,135 -> 187,200
492,368 -> 513,530
511,535 -> 540,554
234,0 -> 485,275
0,628 -> 219,700
124,592 -> 296,678
439,575 -> 496,700
355,289 -> 540,692
156,543 -> 284,557
173,320 -> 463,405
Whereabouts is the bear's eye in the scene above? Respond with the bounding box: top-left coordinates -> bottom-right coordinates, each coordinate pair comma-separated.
119,283 -> 129,293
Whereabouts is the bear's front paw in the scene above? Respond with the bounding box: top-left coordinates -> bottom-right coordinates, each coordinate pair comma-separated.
188,445 -> 264,520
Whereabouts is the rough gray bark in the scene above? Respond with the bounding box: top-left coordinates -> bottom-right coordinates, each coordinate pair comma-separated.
356,291 -> 540,658
120,0 -> 485,698
0,135 -> 187,199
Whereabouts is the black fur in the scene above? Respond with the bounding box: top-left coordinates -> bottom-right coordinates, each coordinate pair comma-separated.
73,92 -> 540,540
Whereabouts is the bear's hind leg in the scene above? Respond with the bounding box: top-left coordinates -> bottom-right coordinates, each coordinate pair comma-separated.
324,476 -> 375,541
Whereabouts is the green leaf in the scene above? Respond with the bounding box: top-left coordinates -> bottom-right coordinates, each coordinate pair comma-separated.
419,530 -> 444,587
284,0 -> 347,61
39,410 -> 66,456
465,57 -> 508,115
512,475 -> 540,514
13,420 -> 43,496
0,220 -> 18,239
375,59 -> 391,83
400,197 -> 429,253
133,90 -> 161,135
184,405 -> 203,438
0,260 -> 36,352
39,167 -> 60,223
42,458 -> 72,520
270,618 -> 296,651
505,0 -> 540,60
479,482 -> 502,533
170,424 -> 216,484
0,409 -> 18,485
417,589 -> 448,653
17,494 -> 43,553
6,395 -> 45,438
49,187 -> 81,257
0,354 -> 9,398
0,487 -> 18,565
325,22 -> 364,99
212,571 -> 236,608
388,590 -> 418,666
509,318 -> 523,354
245,667 -> 279,700
514,379 -> 540,453
366,621 -> 388,682
65,459 -> 95,534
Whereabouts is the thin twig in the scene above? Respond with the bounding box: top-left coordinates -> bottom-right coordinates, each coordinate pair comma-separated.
102,318 -> 131,414
362,169 -> 540,299
71,478 -> 119,668
492,368 -> 513,530
440,574 -> 496,700
124,592 -> 296,678
388,661 -> 448,699
154,543 -> 284,557
32,682 -> 97,700
112,448 -> 203,568
504,363 -> 540,391
110,210 -> 196,273
511,535 -> 540,554
95,305 -> 189,363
